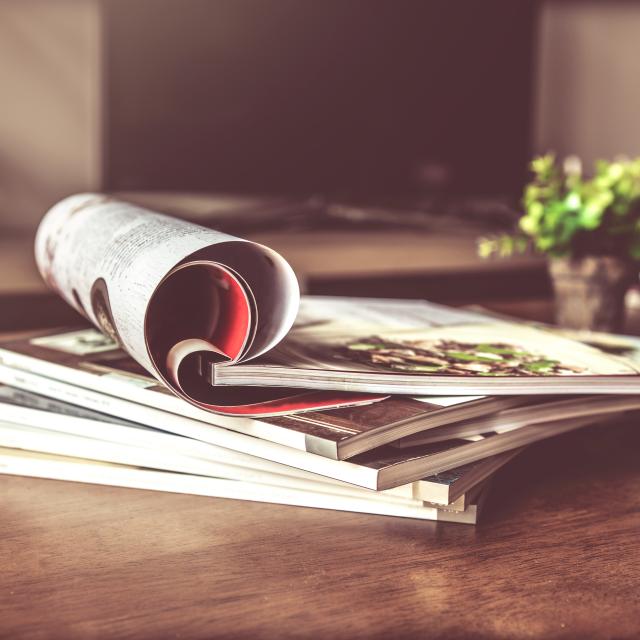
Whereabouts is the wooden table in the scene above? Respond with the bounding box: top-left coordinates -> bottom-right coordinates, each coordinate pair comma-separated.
1,302 -> 640,639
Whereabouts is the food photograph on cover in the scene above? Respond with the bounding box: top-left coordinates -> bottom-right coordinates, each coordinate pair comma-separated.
270,321 -> 633,377
1,1 -> 640,638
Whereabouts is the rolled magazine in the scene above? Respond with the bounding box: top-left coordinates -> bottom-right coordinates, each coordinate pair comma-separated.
35,194 -> 377,416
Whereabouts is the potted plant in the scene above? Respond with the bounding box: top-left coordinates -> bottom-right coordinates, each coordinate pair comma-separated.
479,154 -> 640,331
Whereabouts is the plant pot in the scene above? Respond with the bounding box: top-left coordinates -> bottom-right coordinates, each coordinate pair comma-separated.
548,256 -> 637,332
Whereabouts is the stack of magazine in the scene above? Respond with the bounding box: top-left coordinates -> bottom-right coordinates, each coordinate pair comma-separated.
2,194 -> 640,525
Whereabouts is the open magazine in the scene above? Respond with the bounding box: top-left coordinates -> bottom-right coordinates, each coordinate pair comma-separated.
35,195 -> 640,419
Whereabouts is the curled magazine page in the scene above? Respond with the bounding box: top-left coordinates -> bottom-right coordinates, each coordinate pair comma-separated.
34,194 -> 378,415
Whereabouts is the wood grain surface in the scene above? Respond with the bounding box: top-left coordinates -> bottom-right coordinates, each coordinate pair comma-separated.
2,413 -> 640,639
1,302 -> 640,639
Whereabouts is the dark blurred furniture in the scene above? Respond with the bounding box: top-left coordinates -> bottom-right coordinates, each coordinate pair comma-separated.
103,0 -> 536,198
1,299 -> 640,639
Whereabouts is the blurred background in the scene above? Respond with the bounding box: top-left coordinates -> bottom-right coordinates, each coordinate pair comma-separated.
2,0 -> 640,328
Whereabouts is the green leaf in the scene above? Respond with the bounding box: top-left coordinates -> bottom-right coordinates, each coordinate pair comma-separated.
475,344 -> 528,356
477,238 -> 495,259
523,360 -> 558,373
519,215 -> 538,235
578,204 -> 604,229
445,351 -> 500,363
564,192 -> 581,210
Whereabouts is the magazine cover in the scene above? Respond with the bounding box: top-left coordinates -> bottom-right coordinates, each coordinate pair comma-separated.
213,302 -> 640,394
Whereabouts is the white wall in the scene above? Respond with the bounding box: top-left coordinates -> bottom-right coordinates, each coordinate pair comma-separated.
0,0 -> 101,233
535,1 -> 640,167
